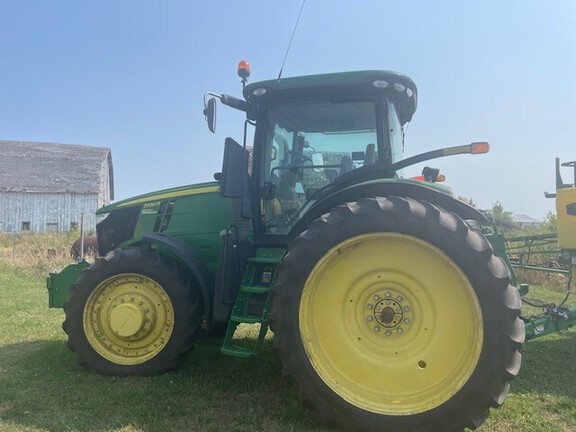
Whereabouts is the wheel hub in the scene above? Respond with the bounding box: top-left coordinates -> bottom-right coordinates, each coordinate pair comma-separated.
366,290 -> 412,336
109,303 -> 144,337
84,274 -> 173,365
107,294 -> 157,340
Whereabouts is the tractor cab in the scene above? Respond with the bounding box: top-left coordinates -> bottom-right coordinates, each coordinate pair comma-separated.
254,92 -> 405,235
205,65 -> 418,239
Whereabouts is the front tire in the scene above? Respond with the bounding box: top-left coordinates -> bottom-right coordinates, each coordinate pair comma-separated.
270,197 -> 524,432
63,247 -> 201,375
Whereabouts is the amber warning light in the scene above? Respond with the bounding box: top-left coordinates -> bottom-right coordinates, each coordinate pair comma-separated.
238,60 -> 251,79
470,142 -> 490,154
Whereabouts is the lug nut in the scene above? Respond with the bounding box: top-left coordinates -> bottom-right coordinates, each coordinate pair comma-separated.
397,296 -> 403,302
367,316 -> 373,321
373,294 -> 380,301
404,306 -> 410,312
374,326 -> 380,332
404,318 -> 411,324
367,304 -> 373,310
385,291 -> 391,298
385,330 -> 392,336
397,328 -> 403,334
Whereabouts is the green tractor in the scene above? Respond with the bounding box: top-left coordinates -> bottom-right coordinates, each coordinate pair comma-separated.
48,63 -> 525,432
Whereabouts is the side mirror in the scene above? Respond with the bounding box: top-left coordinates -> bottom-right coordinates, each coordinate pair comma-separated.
204,97 -> 217,133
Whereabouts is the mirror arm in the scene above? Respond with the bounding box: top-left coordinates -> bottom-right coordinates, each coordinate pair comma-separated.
203,92 -> 221,110
220,94 -> 250,112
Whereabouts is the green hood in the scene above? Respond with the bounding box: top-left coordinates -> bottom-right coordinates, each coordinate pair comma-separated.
96,181 -> 220,214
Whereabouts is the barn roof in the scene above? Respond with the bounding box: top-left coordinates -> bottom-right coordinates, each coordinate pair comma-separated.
0,140 -> 114,198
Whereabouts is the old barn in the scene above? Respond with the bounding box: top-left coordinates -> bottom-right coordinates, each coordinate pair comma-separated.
0,140 -> 114,233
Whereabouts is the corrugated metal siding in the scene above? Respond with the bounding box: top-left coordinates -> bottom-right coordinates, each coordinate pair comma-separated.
0,192 -> 99,233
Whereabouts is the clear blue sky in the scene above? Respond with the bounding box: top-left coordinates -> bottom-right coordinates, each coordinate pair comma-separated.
1,1 -> 574,218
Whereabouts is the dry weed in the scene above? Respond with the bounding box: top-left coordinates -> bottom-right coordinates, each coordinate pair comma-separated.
0,232 -> 80,276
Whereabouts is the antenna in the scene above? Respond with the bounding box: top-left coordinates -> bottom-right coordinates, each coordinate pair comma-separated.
277,0 -> 306,81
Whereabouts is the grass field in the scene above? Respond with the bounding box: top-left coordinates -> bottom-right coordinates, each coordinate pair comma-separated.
0,234 -> 575,432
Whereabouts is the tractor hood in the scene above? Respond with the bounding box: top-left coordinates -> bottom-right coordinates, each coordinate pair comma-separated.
97,182 -> 220,214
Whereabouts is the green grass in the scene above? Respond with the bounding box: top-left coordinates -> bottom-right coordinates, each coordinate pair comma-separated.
0,256 -> 575,431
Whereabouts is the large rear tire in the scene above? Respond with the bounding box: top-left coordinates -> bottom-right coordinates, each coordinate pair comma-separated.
270,197 -> 524,432
63,247 -> 201,375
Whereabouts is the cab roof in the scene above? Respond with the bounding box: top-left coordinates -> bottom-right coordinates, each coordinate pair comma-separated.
243,70 -> 418,124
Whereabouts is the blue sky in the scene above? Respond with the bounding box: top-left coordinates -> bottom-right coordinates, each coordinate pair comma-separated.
1,1 -> 574,218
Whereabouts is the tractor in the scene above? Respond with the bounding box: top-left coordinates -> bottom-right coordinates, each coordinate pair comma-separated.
47,62 -> 528,432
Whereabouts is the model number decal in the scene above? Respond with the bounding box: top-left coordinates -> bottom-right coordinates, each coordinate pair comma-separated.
142,201 -> 162,214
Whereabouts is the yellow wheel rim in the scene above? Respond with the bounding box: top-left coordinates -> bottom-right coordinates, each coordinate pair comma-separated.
299,233 -> 483,415
83,274 -> 174,365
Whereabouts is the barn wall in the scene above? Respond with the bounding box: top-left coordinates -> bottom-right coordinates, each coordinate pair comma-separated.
0,192 -> 99,233
98,154 -> 111,207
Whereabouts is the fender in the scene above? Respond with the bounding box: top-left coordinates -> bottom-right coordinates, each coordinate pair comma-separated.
142,233 -> 214,325
289,181 -> 487,240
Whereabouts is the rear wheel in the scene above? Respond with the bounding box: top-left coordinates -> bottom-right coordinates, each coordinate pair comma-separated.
63,247 -> 201,375
270,197 -> 524,432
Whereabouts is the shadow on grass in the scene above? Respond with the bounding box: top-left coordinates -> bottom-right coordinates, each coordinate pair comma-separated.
0,337 -> 330,432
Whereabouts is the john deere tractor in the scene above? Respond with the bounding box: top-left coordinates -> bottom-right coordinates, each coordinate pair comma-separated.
48,63 -> 525,432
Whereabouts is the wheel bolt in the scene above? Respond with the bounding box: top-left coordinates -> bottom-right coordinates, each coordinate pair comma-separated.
385,291 -> 391,298
404,318 -> 411,324
367,304 -> 373,310
404,306 -> 410,312
367,316 -> 373,321
385,330 -> 392,336
397,296 -> 403,302
386,299 -> 391,305
397,328 -> 403,334
374,326 -> 380,332
373,294 -> 380,301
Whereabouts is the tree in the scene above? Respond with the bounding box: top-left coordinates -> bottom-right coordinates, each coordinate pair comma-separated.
457,195 -> 477,208
489,201 -> 518,232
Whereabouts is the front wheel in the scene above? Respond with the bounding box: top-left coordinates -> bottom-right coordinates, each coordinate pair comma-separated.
270,197 -> 524,432
63,247 -> 201,375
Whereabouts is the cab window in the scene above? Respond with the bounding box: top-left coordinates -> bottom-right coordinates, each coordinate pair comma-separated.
261,100 -> 377,234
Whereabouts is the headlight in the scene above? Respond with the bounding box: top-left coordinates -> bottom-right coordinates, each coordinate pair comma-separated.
96,212 -> 110,225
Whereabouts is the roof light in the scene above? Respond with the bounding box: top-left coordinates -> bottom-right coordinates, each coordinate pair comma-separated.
470,142 -> 490,154
372,80 -> 389,88
393,83 -> 405,92
252,87 -> 267,96
237,60 -> 251,79
406,88 -> 413,98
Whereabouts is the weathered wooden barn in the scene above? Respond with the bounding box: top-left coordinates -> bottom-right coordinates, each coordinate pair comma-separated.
0,140 -> 114,233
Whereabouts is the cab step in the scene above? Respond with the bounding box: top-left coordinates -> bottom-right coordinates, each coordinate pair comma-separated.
220,248 -> 284,357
